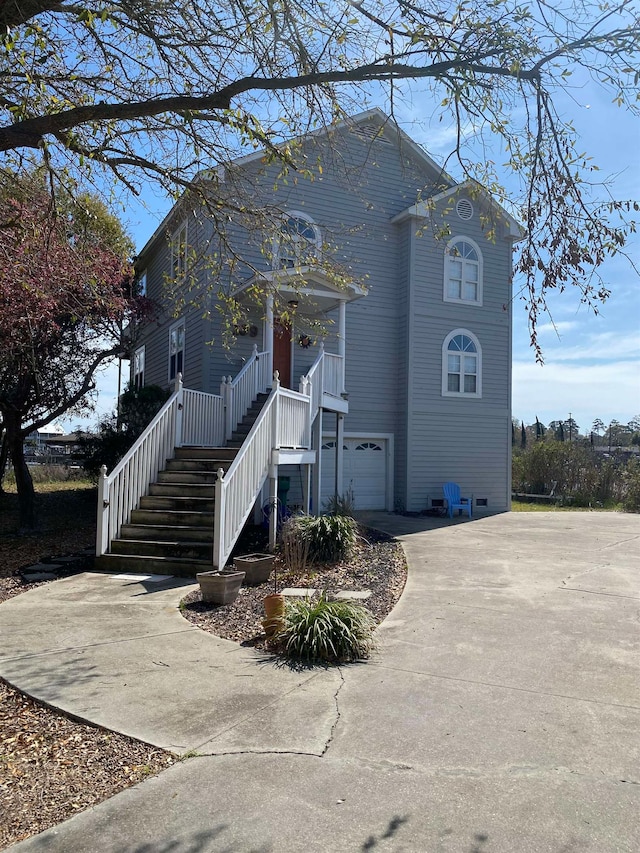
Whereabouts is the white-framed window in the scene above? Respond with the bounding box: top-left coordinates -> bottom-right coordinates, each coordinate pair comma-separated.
136,269 -> 147,297
168,319 -> 185,382
171,221 -> 188,280
275,211 -> 321,269
444,236 -> 482,305
442,329 -> 482,398
133,346 -> 145,390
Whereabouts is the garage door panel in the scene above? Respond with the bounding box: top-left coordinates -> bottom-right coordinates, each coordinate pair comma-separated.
321,437 -> 387,510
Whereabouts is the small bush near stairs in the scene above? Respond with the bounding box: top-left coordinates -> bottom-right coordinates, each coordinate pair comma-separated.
279,593 -> 376,663
288,514 -> 357,564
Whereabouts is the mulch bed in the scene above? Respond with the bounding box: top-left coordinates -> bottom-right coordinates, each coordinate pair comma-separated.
181,526 -> 407,648
0,483 -> 407,848
0,483 -> 175,850
0,681 -> 175,849
0,482 -> 97,602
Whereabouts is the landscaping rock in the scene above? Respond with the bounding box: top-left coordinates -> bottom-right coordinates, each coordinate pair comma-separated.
281,587 -> 317,597
335,590 -> 372,600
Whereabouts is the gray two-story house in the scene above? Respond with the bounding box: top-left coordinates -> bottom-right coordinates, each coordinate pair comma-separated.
96,110 -> 521,575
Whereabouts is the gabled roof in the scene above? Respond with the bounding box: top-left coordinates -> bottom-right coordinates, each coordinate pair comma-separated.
136,110 -> 454,261
236,266 -> 367,316
227,108 -> 454,185
391,180 -> 524,240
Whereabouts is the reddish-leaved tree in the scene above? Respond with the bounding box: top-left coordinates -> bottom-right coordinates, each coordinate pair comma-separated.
0,174 -> 146,529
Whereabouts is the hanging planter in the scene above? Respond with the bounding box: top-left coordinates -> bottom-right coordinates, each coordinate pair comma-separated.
196,570 -> 245,605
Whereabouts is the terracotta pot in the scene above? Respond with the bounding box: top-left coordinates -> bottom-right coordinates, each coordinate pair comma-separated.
263,592 -> 286,638
196,570 -> 245,605
263,593 -> 285,619
233,553 -> 275,586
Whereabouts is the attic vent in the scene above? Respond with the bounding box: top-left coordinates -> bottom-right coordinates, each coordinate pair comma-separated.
351,123 -> 392,145
456,198 -> 473,220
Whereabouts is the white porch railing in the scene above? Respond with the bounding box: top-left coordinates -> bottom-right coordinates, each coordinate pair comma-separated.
96,375 -> 224,556
277,388 -> 312,448
213,375 -> 312,568
182,389 -> 225,446
323,353 -> 344,397
222,344 -> 270,441
299,343 -> 345,424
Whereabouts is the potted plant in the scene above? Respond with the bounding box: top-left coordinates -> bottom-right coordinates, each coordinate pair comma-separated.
196,569 -> 245,605
233,553 -> 275,586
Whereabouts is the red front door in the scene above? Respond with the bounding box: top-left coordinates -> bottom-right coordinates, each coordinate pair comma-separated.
273,320 -> 292,388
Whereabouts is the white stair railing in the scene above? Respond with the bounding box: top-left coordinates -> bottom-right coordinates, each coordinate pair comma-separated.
299,343 -> 345,425
323,353 -> 344,397
213,374 -> 312,568
182,389 -> 225,446
222,344 -> 270,440
96,375 -> 225,555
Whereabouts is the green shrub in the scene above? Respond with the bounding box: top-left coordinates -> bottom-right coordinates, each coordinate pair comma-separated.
323,487 -> 355,517
77,384 -> 170,478
622,459 -> 640,512
280,594 -> 376,662
289,514 -> 357,564
280,515 -> 310,574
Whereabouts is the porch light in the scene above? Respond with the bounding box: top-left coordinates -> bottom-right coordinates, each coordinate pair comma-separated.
288,299 -> 299,310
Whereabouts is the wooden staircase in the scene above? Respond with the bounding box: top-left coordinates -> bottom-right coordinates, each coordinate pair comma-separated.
95,393 -> 269,577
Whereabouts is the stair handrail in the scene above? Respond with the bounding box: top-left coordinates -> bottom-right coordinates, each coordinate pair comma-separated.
213,375 -> 312,568
300,342 -> 324,425
223,345 -> 270,440
97,374 -> 184,556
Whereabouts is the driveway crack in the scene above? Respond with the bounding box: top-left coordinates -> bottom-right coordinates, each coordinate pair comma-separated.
321,667 -> 345,757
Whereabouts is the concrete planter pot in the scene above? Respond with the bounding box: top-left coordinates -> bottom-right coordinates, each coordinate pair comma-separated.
196,570 -> 245,605
233,553 -> 275,586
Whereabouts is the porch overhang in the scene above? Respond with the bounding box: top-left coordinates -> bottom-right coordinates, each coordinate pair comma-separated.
236,267 -> 367,316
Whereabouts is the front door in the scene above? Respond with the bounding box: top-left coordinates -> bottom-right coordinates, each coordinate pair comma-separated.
273,320 -> 292,388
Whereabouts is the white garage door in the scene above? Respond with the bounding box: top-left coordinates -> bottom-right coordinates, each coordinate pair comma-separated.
321,438 -> 388,510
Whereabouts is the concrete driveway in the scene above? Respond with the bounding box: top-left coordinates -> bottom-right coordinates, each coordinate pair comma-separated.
2,511 -> 639,852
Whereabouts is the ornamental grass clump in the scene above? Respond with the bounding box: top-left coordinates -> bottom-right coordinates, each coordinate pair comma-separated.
280,594 -> 376,663
291,514 -> 357,564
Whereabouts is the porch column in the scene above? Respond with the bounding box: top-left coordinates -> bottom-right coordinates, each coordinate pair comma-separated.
335,412 -> 344,499
312,409 -> 322,514
265,293 -> 274,387
302,464 -> 312,514
337,299 -> 346,393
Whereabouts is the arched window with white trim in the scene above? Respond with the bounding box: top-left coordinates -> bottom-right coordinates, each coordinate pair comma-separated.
442,330 -> 482,398
275,211 -> 321,269
443,236 -> 482,305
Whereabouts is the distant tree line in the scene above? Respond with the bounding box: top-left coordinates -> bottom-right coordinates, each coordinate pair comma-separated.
512,416 -> 640,511
512,416 -> 640,449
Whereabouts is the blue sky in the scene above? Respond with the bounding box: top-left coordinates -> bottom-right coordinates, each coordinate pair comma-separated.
63,79 -> 639,437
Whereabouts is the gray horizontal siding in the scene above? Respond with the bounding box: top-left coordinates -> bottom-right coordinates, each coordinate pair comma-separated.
132,120 -> 513,515
407,413 -> 510,512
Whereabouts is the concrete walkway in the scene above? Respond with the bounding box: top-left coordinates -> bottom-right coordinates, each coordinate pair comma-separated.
1,512 -> 639,852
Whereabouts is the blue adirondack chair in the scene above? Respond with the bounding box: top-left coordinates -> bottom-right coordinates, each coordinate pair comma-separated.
443,482 -> 472,518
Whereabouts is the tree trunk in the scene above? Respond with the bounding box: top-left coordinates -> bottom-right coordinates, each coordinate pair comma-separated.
0,430 -> 8,492
8,428 -> 36,530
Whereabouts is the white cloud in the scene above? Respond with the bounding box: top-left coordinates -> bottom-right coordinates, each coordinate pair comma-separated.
512,359 -> 640,428
535,320 -> 581,337
543,331 -> 640,363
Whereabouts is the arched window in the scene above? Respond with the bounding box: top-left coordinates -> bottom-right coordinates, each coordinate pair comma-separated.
442,330 -> 482,398
276,211 -> 321,269
444,237 -> 482,305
